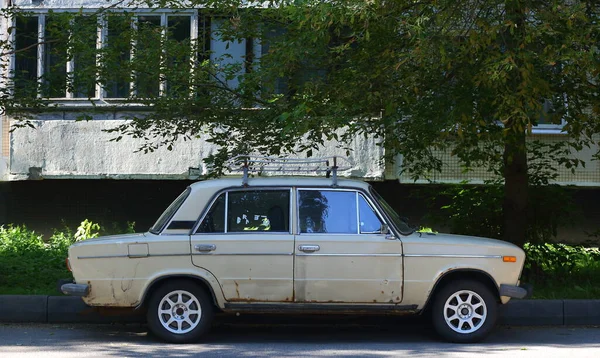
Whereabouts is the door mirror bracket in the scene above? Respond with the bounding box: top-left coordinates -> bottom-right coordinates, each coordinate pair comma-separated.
381,224 -> 397,240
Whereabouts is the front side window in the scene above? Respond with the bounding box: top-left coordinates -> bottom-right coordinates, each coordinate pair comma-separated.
298,190 -> 357,234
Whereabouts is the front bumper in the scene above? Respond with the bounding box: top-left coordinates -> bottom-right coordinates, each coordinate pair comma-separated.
500,283 -> 533,299
61,283 -> 90,297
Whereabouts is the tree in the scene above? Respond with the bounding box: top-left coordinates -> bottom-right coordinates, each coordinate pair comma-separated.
2,0 -> 599,246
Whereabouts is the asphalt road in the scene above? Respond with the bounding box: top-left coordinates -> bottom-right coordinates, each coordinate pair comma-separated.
0,316 -> 599,357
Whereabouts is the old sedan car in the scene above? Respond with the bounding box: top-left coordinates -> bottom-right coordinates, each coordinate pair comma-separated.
61,170 -> 529,343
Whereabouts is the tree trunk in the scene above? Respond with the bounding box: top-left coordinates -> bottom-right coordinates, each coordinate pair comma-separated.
503,132 -> 528,246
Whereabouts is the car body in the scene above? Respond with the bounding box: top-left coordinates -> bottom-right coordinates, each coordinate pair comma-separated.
62,176 -> 529,343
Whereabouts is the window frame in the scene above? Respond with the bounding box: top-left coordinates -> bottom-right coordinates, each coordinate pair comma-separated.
193,187 -> 294,236
10,8 -> 200,101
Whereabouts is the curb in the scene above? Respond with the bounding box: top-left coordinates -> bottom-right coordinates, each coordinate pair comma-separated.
1,296 -> 600,325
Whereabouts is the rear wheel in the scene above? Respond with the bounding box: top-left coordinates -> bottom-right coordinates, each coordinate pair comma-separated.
431,280 -> 497,343
146,280 -> 214,343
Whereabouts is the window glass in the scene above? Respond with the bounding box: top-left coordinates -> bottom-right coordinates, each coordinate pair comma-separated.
166,16 -> 191,96
536,98 -> 564,126
134,16 -> 161,97
298,190 -> 357,234
227,190 -> 290,232
197,193 -> 225,233
370,187 -> 414,235
149,187 -> 190,234
104,15 -> 133,98
359,195 -> 383,234
43,14 -> 69,98
14,16 -> 39,98
72,15 -> 98,98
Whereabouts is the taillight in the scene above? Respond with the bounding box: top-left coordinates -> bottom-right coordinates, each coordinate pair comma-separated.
65,258 -> 72,272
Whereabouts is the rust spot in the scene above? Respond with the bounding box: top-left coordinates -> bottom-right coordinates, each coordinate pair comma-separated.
396,296 -> 400,301
373,299 -> 377,303
227,297 -> 261,302
234,281 -> 240,298
381,291 -> 384,294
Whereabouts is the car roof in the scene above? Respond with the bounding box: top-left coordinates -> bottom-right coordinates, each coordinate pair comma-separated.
188,176 -> 372,191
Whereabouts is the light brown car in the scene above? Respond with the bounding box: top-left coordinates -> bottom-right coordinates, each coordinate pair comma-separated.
62,176 -> 530,343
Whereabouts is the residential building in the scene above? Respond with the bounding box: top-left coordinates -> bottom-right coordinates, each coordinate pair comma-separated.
1,0 -> 599,242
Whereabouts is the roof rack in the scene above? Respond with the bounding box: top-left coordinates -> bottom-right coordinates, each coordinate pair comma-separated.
224,155 -> 353,187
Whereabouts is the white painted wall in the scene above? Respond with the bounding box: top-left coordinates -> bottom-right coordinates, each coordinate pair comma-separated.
8,115 -> 385,180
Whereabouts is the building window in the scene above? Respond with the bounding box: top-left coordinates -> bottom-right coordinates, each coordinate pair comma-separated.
10,9 -> 253,101
13,16 -> 38,98
532,98 -> 567,133
104,14 -> 133,98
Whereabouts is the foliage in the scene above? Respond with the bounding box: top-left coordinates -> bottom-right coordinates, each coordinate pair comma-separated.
0,220 -> 135,295
424,182 -> 578,243
2,1 -> 600,245
74,219 -> 101,242
523,242 -> 600,299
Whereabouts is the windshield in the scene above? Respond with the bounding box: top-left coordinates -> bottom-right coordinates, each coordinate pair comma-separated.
369,187 -> 414,235
149,187 -> 191,234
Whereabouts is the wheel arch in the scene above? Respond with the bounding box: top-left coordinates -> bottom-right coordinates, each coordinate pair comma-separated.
422,269 -> 500,312
139,274 -> 223,310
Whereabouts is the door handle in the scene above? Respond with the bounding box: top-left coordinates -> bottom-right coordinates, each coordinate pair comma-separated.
194,244 -> 216,252
298,245 -> 320,253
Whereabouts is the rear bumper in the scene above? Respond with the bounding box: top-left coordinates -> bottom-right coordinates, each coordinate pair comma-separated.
60,283 -> 90,297
500,283 -> 533,299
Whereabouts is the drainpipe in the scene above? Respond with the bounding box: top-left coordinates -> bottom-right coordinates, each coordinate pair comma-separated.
0,0 -> 13,182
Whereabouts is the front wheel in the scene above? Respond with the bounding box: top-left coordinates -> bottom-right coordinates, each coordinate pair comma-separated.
146,280 -> 214,343
431,280 -> 498,343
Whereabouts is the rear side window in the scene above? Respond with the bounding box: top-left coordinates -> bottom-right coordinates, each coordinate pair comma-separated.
298,190 -> 357,234
150,187 -> 190,234
228,190 -> 290,232
196,189 -> 290,233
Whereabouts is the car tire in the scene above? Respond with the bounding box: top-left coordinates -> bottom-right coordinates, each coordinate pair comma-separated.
431,279 -> 498,343
146,280 -> 214,343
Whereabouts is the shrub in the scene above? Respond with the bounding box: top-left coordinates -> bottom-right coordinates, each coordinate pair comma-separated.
0,219 -> 135,295
522,242 -> 600,298
421,181 -> 578,243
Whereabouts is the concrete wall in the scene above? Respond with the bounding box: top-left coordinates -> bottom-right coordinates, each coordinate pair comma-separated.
392,134 -> 600,186
7,112 -> 385,181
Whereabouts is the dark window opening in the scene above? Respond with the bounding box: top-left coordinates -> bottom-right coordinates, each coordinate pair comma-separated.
14,16 -> 39,98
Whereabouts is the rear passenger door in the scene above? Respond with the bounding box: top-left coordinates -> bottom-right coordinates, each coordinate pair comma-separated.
294,188 -> 403,304
191,188 -> 294,302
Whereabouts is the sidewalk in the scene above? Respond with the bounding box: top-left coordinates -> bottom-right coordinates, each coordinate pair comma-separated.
1,296 -> 599,325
